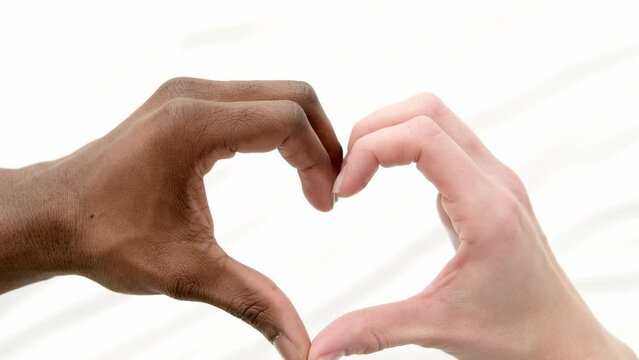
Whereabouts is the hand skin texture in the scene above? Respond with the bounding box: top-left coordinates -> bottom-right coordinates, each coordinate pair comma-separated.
0,78 -> 343,360
309,93 -> 637,360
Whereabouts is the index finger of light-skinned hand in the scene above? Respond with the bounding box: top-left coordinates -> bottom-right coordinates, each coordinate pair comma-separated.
335,116 -> 489,205
184,99 -> 336,211
153,78 -> 343,175
347,93 -> 495,168
169,250 -> 310,360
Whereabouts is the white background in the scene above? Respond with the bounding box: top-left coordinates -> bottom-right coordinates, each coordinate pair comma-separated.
1,0 -> 638,359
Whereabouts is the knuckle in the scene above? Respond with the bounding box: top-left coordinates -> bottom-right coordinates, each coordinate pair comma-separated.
157,77 -> 195,98
499,165 -> 529,200
165,270 -> 200,301
485,185 -> 536,245
367,329 -> 389,353
351,311 -> 389,353
159,97 -> 198,124
152,98 -> 218,156
277,100 -> 308,132
351,130 -> 381,155
238,297 -> 271,325
409,115 -> 443,139
350,121 -> 370,143
287,80 -> 319,105
493,187 -> 524,224
350,135 -> 369,153
226,288 -> 278,339
415,92 -> 446,115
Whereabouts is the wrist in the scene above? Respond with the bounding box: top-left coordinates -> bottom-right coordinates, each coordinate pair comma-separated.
533,302 -> 636,360
0,163 -> 80,292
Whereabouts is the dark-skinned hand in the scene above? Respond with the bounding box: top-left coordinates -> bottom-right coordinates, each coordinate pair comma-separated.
0,78 -> 342,360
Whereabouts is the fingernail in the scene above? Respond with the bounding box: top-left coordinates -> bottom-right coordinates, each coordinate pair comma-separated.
318,351 -> 345,360
333,171 -> 345,195
273,334 -> 300,360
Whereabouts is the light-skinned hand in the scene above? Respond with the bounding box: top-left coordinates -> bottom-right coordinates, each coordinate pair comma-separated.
308,93 -> 636,360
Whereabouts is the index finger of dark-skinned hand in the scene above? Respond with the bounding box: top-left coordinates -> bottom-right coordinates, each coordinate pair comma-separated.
150,78 -> 343,175
156,98 -> 336,211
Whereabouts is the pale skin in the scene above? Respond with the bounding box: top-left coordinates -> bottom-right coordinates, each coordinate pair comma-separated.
308,93 -> 637,360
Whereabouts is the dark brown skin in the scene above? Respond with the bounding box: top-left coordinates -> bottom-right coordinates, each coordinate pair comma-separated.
0,78 -> 343,360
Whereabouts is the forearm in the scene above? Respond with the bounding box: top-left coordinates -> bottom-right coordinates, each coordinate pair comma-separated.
553,326 -> 637,360
529,276 -> 638,360
0,164 -> 77,293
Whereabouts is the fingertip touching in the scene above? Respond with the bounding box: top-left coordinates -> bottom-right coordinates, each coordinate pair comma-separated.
331,159 -> 378,199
